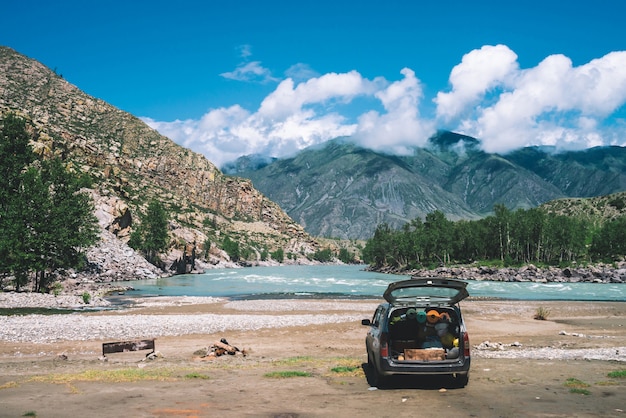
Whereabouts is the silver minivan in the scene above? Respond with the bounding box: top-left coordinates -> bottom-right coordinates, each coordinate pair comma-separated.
362,277 -> 471,388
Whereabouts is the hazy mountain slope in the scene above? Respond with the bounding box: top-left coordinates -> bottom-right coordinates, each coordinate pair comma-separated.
508,146 -> 626,197
234,134 -> 626,240
240,139 -> 480,238
443,152 -> 565,213
540,191 -> 626,226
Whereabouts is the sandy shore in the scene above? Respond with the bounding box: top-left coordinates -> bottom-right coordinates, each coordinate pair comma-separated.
0,297 -> 625,417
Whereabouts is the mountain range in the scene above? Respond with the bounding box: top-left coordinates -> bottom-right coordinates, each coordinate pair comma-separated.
226,133 -> 626,239
2,43 -> 625,263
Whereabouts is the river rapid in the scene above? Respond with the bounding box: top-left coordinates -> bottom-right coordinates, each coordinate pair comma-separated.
124,264 -> 626,302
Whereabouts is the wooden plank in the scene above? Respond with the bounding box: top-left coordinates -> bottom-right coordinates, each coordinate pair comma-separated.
102,339 -> 155,356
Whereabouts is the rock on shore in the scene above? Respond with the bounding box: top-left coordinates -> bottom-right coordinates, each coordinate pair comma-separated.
391,261 -> 626,284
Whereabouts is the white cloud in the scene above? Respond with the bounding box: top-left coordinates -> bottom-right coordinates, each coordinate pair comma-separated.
145,45 -> 626,168
354,68 -> 436,153
220,61 -> 278,83
258,71 -> 380,119
441,48 -> 626,153
144,68 -> 437,167
284,63 -> 319,82
435,44 -> 519,122
237,44 -> 252,59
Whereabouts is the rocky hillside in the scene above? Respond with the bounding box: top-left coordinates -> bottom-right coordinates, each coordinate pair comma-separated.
539,191 -> 626,227
230,133 -> 626,239
0,46 -> 321,278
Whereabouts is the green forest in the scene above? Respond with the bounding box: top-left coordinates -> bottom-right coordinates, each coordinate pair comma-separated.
362,204 -> 626,271
0,113 -> 99,292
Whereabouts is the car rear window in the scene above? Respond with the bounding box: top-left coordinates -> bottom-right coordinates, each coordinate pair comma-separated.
390,286 -> 462,303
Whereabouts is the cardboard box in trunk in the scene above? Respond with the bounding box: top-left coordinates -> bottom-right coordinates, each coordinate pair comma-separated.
404,348 -> 446,361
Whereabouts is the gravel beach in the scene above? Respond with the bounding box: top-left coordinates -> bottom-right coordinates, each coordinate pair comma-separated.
1,293 -> 624,362
1,293 -> 625,417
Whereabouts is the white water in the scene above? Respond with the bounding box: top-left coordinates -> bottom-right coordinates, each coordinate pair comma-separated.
124,265 -> 626,301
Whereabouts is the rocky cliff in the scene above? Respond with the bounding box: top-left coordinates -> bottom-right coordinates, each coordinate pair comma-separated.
0,46 -> 320,280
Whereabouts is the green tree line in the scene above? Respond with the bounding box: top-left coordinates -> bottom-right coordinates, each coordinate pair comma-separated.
363,205 -> 626,270
0,113 -> 99,292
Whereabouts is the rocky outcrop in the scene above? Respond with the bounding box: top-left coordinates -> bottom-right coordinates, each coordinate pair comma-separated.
0,46 -> 321,277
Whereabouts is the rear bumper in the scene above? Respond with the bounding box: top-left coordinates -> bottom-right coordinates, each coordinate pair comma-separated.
379,357 -> 470,376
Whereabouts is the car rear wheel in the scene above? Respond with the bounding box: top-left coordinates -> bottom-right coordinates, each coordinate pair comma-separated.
367,352 -> 388,388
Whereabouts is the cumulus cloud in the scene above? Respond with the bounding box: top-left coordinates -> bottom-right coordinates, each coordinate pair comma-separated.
354,68 -> 436,153
258,71 -> 380,119
435,44 -> 519,121
439,48 -> 626,153
143,72 -> 374,167
145,45 -> 626,168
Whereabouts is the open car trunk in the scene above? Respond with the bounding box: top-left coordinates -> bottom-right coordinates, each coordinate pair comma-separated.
387,306 -> 462,362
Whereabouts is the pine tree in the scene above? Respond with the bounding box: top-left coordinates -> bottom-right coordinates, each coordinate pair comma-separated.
0,113 -> 99,291
128,199 -> 169,268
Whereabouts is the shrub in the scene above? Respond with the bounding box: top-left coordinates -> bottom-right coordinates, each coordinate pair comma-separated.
312,248 -> 333,262
338,248 -> 355,264
608,369 -> 626,378
533,306 -> 550,320
52,282 -> 63,296
82,292 -> 91,304
270,248 -> 284,263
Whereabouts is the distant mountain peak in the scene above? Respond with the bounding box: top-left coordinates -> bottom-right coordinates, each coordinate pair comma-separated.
427,131 -> 480,153
221,153 -> 277,175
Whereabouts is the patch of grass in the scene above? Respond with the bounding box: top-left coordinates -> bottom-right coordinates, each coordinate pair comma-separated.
0,381 -> 19,389
330,366 -> 360,373
595,381 -> 619,386
533,306 -> 551,320
607,369 -> 626,378
330,366 -> 361,374
328,358 -> 364,377
568,388 -> 591,395
564,377 -> 590,388
271,356 -> 315,367
564,377 -> 591,394
22,412 -> 37,417
184,372 -> 210,380
264,371 -> 312,379
29,367 -> 177,384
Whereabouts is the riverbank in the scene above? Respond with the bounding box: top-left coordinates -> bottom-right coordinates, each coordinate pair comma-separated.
374,260 -> 626,284
1,298 -> 624,359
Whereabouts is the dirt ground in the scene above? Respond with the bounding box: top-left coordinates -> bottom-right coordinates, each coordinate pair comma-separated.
0,300 -> 625,418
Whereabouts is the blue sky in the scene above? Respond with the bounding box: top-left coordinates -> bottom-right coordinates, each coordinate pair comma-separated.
2,0 -> 626,166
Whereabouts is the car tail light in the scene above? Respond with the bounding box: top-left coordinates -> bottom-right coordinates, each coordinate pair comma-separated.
463,332 -> 470,358
380,332 -> 389,358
